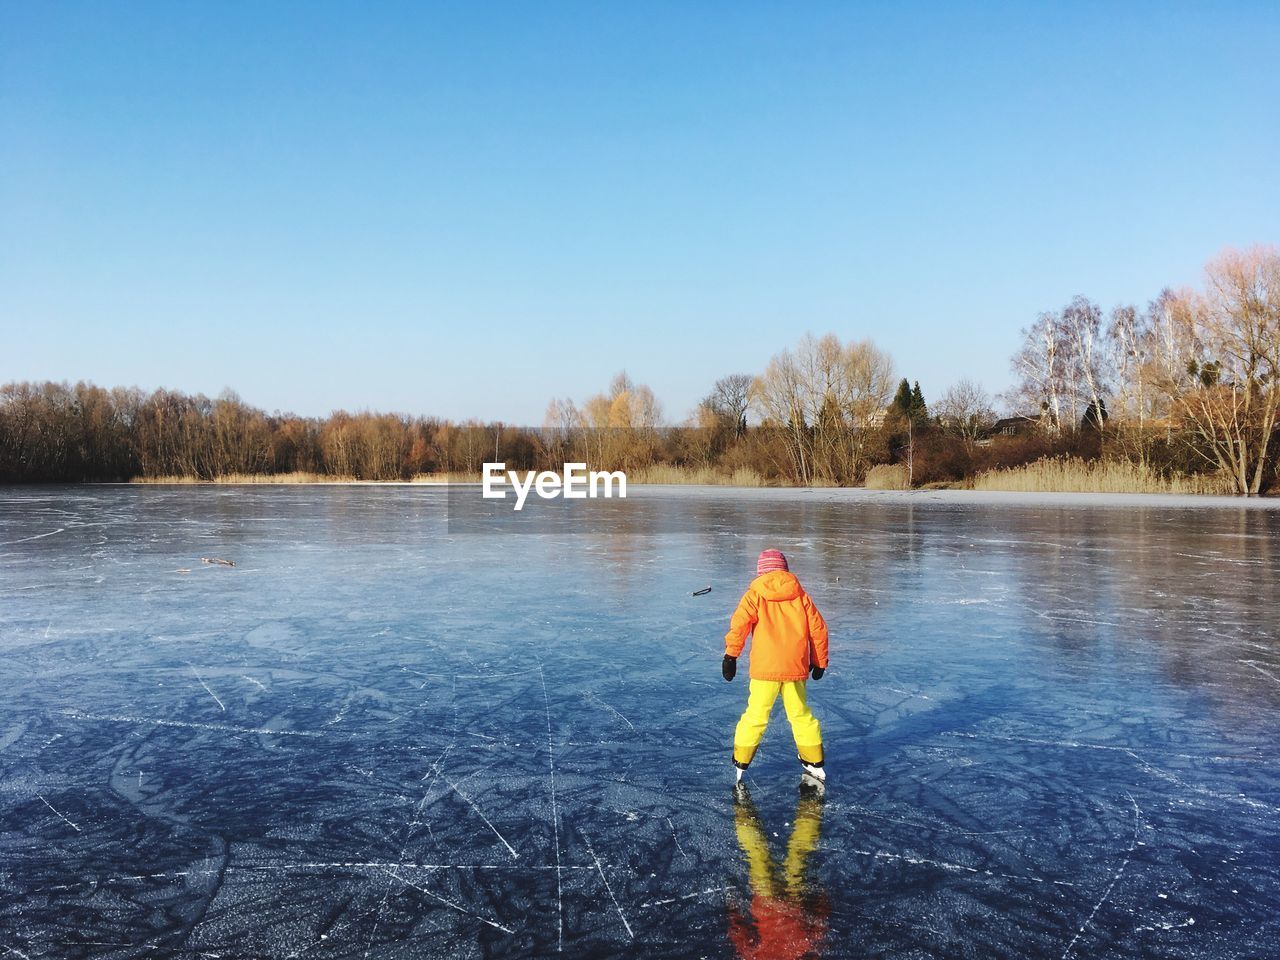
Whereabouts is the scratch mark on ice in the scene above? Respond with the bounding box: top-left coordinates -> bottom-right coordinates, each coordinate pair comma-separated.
1137,917 -> 1195,932
846,846 -> 1075,886
1239,659 -> 1280,686
0,527 -> 65,545
540,663 -> 564,952
384,869 -> 515,934
366,689 -> 457,959
640,886 -> 734,909
949,731 -> 1279,811
443,775 -> 519,860
1060,793 -> 1141,960
38,793 -> 81,832
36,862 -> 594,893
60,709 -> 323,738
584,832 -> 634,939
188,666 -> 226,711
585,689 -> 637,732
667,817 -> 689,861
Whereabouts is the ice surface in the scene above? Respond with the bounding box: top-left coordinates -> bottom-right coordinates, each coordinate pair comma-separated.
2,485 -> 1279,959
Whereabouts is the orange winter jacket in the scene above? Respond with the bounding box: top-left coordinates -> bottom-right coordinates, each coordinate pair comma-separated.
724,571 -> 829,682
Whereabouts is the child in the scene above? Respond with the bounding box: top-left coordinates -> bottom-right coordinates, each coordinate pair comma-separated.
723,549 -> 829,782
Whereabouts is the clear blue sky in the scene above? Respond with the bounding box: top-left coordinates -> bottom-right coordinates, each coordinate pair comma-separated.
2,2 -> 1277,422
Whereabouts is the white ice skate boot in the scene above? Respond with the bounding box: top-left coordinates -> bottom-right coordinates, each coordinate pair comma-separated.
799,757 -> 826,782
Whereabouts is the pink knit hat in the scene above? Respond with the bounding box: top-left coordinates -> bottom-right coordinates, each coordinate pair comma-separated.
756,549 -> 789,575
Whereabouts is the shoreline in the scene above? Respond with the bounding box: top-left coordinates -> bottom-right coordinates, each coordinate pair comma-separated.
38,480 -> 1280,509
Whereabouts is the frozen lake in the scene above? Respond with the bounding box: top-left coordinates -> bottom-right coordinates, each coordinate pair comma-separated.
2,485 -> 1279,959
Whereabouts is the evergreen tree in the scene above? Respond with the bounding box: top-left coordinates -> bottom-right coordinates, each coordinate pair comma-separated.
1081,397 -> 1109,432
891,379 -> 913,416
910,381 -> 928,423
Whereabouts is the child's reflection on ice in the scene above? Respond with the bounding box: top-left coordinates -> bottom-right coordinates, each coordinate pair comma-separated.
728,781 -> 830,959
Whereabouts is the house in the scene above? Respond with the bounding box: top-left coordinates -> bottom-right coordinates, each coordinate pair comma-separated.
988,415 -> 1042,438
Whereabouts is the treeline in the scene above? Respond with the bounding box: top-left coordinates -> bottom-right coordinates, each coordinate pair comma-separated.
2,246 -> 1276,493
0,384 -> 544,482
0,374 -> 1086,487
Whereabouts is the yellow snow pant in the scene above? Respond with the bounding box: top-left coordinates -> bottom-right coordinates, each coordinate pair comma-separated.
733,679 -> 823,767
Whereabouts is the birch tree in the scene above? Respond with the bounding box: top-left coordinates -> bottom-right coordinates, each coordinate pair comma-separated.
1010,311 -> 1067,431
1060,296 -> 1111,427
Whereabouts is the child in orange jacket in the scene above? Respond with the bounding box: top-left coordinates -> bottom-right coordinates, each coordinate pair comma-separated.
723,549 -> 829,782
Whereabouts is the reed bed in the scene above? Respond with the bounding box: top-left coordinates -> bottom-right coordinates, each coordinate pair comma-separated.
130,472 -> 351,484
130,472 -> 476,484
627,464 -> 766,486
971,457 -> 1234,495
863,463 -> 911,490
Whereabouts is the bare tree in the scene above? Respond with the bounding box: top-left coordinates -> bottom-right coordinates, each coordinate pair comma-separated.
542,397 -> 583,462
702,374 -> 752,437
842,340 -> 896,426
559,371 -> 664,470
752,333 -> 894,484
1011,297 -> 1112,433
936,379 -> 997,443
1169,246 -> 1280,494
1107,305 -> 1148,425
1060,296 -> 1111,425
753,344 -> 811,482
1010,310 -> 1067,431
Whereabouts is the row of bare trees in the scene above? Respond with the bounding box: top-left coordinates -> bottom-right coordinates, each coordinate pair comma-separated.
1009,245 -> 1280,494
0,384 -> 562,482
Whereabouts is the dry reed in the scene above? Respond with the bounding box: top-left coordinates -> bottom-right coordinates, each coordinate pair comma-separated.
971,457 -> 1234,495
627,464 -> 766,486
863,463 -> 911,490
130,472 -> 476,484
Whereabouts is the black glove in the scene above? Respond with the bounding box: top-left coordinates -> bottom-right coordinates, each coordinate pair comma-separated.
810,664 -> 825,680
722,655 -> 737,682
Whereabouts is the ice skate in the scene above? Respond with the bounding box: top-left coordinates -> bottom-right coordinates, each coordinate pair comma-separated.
799,756 -> 826,782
